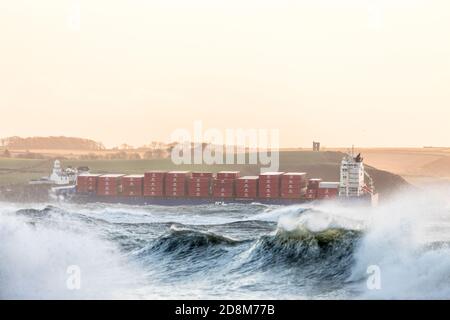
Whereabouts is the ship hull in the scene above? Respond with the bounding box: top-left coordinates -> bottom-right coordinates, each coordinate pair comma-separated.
70,194 -> 309,206
55,187 -> 376,207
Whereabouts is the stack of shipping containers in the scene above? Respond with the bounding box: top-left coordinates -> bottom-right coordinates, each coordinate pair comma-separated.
236,176 -> 259,199
258,172 -> 284,199
121,174 -> 144,196
76,169 -> 343,202
305,178 -> 322,200
76,173 -> 101,193
280,172 -> 307,199
97,174 -> 125,196
317,182 -> 340,199
189,172 -> 213,197
165,171 -> 190,197
144,171 -> 166,197
213,171 -> 239,198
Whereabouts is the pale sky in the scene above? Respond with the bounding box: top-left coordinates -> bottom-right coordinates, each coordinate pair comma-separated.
1,0 -> 449,148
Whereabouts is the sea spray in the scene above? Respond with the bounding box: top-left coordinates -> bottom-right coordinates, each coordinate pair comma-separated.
1,188 -> 450,299
0,210 -> 142,299
349,188 -> 450,299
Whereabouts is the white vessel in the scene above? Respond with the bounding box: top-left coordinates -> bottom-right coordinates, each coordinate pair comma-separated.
339,149 -> 378,206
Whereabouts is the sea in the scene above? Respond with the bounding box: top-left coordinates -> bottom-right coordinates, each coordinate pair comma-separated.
1,187 -> 450,299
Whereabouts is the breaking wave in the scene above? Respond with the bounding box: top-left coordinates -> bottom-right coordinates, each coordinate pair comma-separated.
1,187 -> 450,299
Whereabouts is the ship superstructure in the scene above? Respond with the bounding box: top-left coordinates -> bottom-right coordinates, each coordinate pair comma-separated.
339,150 -> 377,205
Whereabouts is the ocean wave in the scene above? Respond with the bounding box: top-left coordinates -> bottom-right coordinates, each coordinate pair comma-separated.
2,188 -> 450,299
138,225 -> 247,257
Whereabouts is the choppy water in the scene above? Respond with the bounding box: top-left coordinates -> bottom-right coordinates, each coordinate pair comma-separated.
2,188 -> 450,299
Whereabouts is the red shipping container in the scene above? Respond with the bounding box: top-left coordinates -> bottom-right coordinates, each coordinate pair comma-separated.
166,175 -> 188,181
237,184 -> 258,190
213,191 -> 234,198
236,176 -> 258,198
145,171 -> 167,179
237,185 -> 258,191
216,171 -> 240,179
259,172 -> 284,181
121,175 -> 144,196
165,183 -> 187,189
260,185 -> 280,193
317,182 -> 339,199
167,171 -> 190,178
144,186 -> 164,192
144,184 -> 164,196
188,188 -> 210,197
97,174 -> 125,196
166,179 -> 187,186
281,185 -> 306,192
121,175 -> 144,186
144,175 -> 165,183
165,182 -> 187,188
98,174 -> 125,182
281,173 -> 306,189
236,192 -> 257,198
282,180 -> 307,187
143,172 -> 165,196
164,171 -> 189,197
190,177 -> 212,182
188,182 -> 211,189
215,188 -> 234,194
237,176 -> 259,185
189,185 -> 210,191
213,179 -> 235,198
189,177 -> 212,187
259,172 -> 283,198
191,172 -> 213,178
165,192 -> 186,197
145,181 -> 164,187
281,186 -> 306,192
76,174 -> 101,193
214,180 -> 235,186
260,189 -> 280,195
282,172 -> 307,180
281,187 -> 306,198
77,174 -> 101,183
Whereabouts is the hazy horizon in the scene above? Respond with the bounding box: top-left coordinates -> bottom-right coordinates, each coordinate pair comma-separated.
1,0 -> 449,148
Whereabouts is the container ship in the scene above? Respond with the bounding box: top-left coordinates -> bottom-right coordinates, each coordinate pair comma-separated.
52,152 -> 378,206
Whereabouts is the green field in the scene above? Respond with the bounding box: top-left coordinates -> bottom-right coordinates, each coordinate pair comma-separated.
0,158 -> 54,186
0,151 -> 408,197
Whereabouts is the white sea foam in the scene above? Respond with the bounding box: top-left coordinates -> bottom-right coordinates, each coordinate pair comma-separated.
0,211 -> 141,299
349,188 -> 450,299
